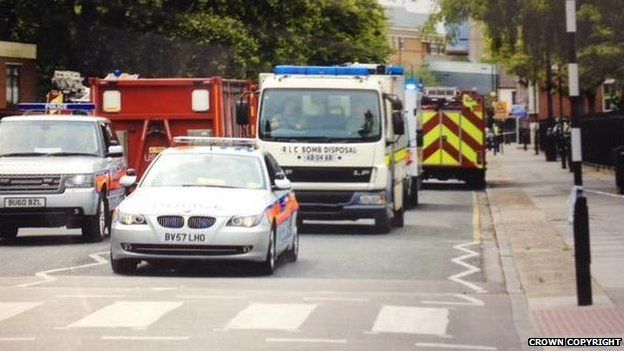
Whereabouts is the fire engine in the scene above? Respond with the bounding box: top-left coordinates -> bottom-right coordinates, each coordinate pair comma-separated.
420,87 -> 487,188
90,74 -> 257,177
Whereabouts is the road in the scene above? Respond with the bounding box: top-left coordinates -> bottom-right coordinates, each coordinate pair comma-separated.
0,187 -> 524,351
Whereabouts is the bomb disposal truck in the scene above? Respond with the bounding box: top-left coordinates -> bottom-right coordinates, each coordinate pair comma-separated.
241,65 -> 411,233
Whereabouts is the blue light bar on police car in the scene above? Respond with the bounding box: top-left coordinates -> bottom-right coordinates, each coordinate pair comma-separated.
274,65 -> 370,76
18,103 -> 96,111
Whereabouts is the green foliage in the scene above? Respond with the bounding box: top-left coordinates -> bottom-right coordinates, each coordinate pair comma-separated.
431,0 -> 623,98
0,0 -> 392,92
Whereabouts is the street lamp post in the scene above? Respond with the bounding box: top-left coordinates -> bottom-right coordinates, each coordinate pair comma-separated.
566,0 -> 592,306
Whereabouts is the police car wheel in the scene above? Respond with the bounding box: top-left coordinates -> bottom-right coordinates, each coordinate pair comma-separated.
259,228 -> 277,275
0,225 -> 18,240
289,220 -> 299,263
82,196 -> 108,242
111,256 -> 137,275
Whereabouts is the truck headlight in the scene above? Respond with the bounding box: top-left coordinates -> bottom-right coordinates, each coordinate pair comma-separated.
115,210 -> 147,225
358,192 -> 387,205
64,174 -> 95,188
228,213 -> 264,227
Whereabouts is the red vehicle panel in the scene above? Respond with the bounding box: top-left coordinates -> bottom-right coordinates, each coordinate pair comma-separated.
90,77 -> 257,177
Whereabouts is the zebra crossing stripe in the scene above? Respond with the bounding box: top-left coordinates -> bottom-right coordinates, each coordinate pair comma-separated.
0,302 -> 42,322
225,303 -> 316,331
371,305 -> 450,336
67,301 -> 183,328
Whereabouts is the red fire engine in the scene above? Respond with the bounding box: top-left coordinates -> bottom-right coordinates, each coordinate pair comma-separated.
90,76 -> 257,177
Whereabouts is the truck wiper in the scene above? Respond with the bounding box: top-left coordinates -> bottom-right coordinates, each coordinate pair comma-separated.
0,152 -> 49,157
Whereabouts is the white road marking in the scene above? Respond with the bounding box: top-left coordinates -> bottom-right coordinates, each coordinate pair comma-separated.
371,306 -> 449,336
421,294 -> 484,307
266,338 -> 347,344
448,242 -> 487,293
416,342 -> 496,350
55,294 -> 125,298
585,189 -> 624,199
176,295 -> 247,300
0,302 -> 42,322
101,336 -> 189,341
225,303 -> 316,331
16,251 -> 109,288
302,297 -> 370,302
67,301 -> 183,328
0,337 -> 36,341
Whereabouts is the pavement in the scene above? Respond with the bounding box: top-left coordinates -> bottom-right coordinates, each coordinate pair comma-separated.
0,189 -> 525,351
485,144 -> 624,349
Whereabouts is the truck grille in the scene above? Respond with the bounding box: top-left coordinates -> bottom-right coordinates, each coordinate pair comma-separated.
157,216 -> 184,228
0,174 -> 62,193
188,216 -> 216,229
282,167 -> 372,183
295,191 -> 354,205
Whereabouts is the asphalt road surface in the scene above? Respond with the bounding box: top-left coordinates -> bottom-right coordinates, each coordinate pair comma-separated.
0,186 -> 524,351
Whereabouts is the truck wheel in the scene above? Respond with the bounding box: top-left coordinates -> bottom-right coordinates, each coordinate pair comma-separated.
111,256 -> 137,275
409,178 -> 419,206
374,213 -> 391,234
468,171 -> 486,190
0,225 -> 18,240
259,227 -> 277,275
82,195 -> 109,242
391,208 -> 404,227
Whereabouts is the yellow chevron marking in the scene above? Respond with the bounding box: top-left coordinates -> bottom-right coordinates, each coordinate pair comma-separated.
422,111 -> 438,125
423,149 -> 442,165
385,148 -> 409,165
441,149 -> 460,166
460,117 -> 484,146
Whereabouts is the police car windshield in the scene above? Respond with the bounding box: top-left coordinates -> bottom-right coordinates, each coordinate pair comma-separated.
259,89 -> 382,143
141,153 -> 266,190
0,120 -> 100,156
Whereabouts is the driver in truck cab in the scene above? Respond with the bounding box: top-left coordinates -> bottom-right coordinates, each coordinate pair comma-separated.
270,99 -> 306,131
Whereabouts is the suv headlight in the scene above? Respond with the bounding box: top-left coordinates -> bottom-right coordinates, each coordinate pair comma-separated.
115,210 -> 147,225
228,213 -> 264,227
64,174 -> 95,188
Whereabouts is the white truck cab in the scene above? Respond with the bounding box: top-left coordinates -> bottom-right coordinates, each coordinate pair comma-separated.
0,106 -> 126,242
252,65 -> 410,233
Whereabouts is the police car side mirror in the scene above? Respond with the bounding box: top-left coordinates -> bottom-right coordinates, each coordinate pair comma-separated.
392,111 -> 405,135
120,174 -> 137,188
236,100 -> 250,125
107,145 -> 123,157
274,178 -> 292,190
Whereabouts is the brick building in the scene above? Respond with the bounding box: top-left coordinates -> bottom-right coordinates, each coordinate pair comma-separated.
0,40 -> 37,117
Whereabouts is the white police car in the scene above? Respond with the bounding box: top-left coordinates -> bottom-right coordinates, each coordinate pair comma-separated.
110,137 -> 299,275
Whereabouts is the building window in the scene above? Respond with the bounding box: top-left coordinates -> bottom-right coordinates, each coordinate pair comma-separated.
512,91 -> 517,105
603,79 -> 617,112
6,65 -> 20,106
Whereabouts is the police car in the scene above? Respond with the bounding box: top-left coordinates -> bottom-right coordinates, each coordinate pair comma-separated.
111,137 -> 299,275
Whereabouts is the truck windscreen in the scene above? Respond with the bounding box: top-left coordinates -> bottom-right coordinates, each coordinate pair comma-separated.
0,120 -> 100,157
259,89 -> 382,143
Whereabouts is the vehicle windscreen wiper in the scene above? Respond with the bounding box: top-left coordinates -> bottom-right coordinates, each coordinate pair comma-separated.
0,152 -> 49,157
46,152 -> 98,157
180,184 -> 238,189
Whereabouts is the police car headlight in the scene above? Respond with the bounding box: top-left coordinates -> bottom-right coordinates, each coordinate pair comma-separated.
115,210 -> 147,225
359,192 -> 387,205
64,174 -> 95,188
228,213 -> 264,227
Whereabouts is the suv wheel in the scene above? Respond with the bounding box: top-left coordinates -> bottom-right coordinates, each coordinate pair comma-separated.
0,225 -> 18,240
288,218 -> 299,262
82,195 -> 109,242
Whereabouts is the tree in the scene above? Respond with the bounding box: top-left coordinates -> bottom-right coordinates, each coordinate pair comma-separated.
0,0 -> 392,96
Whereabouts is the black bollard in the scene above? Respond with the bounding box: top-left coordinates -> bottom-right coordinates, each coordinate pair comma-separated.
573,191 -> 592,306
